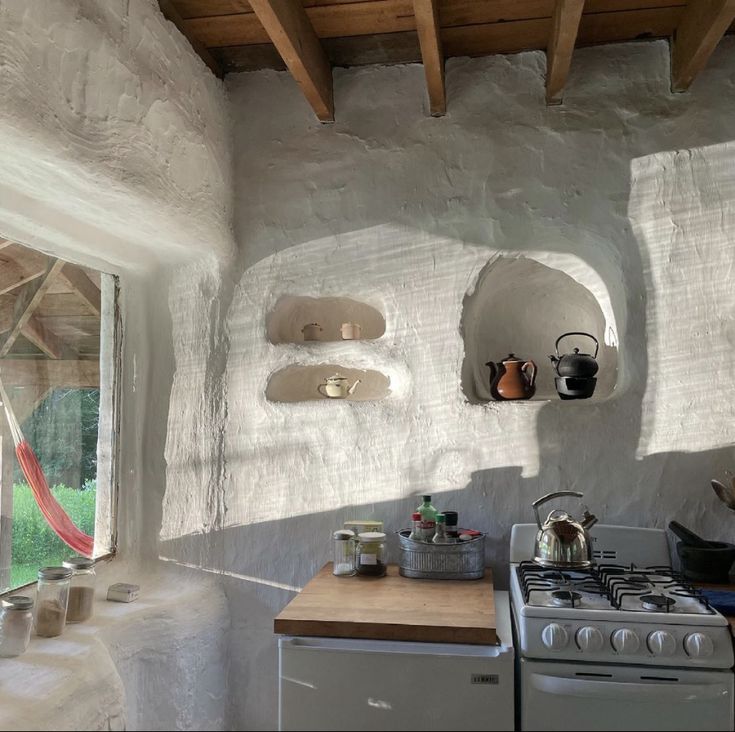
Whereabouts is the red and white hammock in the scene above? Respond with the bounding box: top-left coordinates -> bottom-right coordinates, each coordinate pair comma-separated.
0,376 -> 93,558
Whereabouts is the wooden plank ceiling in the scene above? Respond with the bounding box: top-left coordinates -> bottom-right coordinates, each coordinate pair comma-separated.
164,0 -> 735,119
0,239 -> 102,406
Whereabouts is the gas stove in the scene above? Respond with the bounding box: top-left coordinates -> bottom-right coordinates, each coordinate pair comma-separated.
510,524 -> 734,669
511,524 -> 735,731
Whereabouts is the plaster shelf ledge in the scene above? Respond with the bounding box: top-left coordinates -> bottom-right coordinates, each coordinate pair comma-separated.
266,364 -> 391,403
0,561 -> 228,731
266,295 -> 386,344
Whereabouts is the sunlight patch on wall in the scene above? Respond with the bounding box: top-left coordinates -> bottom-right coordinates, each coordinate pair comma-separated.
632,143 -> 735,458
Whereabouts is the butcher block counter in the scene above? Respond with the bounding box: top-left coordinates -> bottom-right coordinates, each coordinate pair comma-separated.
274,563 -> 497,645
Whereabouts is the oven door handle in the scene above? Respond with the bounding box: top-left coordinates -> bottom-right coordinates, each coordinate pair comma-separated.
530,673 -> 728,701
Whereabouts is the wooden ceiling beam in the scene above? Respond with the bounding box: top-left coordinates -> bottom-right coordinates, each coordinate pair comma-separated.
0,260 -> 45,296
158,0 -> 224,77
414,0 -> 445,116
0,360 -> 99,389
248,0 -> 334,122
671,0 -> 735,91
546,0 -> 585,104
61,264 -> 102,317
0,259 -> 66,359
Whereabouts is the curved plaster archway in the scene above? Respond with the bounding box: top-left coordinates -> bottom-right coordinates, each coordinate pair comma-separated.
461,256 -> 619,403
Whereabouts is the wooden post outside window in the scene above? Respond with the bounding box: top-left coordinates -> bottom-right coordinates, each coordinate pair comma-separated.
0,421 -> 14,591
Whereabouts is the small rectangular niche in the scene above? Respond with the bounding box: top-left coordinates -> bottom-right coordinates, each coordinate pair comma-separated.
266,296 -> 385,344
266,365 -> 391,403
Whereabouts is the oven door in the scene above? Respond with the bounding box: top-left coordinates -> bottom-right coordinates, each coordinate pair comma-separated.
521,659 -> 734,731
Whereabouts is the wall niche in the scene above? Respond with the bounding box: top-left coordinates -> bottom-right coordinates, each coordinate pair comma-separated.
461,257 -> 617,404
266,365 -> 391,403
266,296 -> 386,344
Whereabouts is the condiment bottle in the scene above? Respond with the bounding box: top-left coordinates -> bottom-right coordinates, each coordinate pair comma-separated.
408,512 -> 423,542
63,556 -> 96,623
443,510 -> 459,539
432,514 -> 454,544
0,595 -> 34,657
356,532 -> 387,577
333,530 -> 357,576
417,495 -> 438,541
35,567 -> 72,637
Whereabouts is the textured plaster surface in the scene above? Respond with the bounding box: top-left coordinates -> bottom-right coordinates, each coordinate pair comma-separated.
0,561 -> 228,731
157,39 -> 735,730
0,0 -> 233,272
0,2 -> 233,730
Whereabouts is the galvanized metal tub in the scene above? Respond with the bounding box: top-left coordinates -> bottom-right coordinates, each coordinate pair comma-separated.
397,530 -> 486,580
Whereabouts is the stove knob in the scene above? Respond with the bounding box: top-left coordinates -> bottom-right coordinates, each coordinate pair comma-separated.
576,626 -> 604,652
647,630 -> 676,657
611,628 -> 640,654
541,623 -> 569,651
684,632 -> 714,659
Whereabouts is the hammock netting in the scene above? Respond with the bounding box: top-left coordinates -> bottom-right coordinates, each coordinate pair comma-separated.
0,376 -> 93,558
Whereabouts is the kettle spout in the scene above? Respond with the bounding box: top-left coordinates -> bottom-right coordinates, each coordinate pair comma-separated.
548,354 -> 560,373
581,509 -> 598,530
348,379 -> 361,396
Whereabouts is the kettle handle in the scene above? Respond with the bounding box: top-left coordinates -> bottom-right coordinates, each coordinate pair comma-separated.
532,490 -> 584,529
554,332 -> 599,358
522,360 -> 537,387
486,361 -> 497,382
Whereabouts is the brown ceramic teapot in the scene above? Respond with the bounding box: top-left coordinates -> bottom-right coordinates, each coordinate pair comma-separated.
486,354 -> 537,400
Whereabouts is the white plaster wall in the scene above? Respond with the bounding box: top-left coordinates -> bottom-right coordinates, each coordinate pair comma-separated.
156,40 -> 735,730
0,0 -> 233,272
0,1 -> 234,729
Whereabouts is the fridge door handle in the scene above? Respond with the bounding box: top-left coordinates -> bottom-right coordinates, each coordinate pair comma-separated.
531,673 -> 729,702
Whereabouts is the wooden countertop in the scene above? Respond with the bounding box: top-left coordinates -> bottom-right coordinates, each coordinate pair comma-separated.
274,563 -> 497,645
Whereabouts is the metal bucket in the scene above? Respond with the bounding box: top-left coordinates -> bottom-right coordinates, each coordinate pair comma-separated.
397,530 -> 486,580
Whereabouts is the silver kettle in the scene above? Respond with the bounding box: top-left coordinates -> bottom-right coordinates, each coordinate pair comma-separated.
533,491 -> 598,568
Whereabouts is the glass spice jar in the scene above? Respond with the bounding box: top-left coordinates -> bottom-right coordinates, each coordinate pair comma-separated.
333,530 -> 356,576
63,556 -> 96,623
0,595 -> 34,657
356,532 -> 387,577
35,567 -> 72,637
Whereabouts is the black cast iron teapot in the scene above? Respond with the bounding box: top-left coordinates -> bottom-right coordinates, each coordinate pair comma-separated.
549,332 -> 599,378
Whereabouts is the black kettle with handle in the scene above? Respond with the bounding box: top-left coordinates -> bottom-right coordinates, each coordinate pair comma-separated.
549,332 -> 599,399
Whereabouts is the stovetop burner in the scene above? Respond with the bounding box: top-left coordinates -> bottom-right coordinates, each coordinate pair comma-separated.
640,594 -> 676,611
516,561 -> 713,615
551,590 -> 581,607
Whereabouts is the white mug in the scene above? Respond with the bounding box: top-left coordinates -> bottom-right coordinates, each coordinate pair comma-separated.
341,322 -> 362,340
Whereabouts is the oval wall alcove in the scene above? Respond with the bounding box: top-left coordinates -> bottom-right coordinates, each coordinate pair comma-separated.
461,257 -> 618,404
266,364 -> 391,403
266,296 -> 386,344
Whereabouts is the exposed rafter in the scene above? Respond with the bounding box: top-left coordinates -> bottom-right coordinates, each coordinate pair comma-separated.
248,0 -> 334,122
671,0 -> 735,91
546,0 -> 585,104
0,359 -> 100,389
61,264 -> 102,316
158,0 -> 223,77
0,258 -> 67,359
414,0 -> 446,116
0,259 -> 45,296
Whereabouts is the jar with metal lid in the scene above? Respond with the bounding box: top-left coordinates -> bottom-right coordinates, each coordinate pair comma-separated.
34,566 -> 72,637
356,532 -> 387,577
333,530 -> 356,576
0,596 -> 34,657
63,556 -> 96,623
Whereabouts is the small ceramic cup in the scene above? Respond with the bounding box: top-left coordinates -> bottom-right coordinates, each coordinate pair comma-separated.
302,323 -> 323,341
341,322 -> 362,340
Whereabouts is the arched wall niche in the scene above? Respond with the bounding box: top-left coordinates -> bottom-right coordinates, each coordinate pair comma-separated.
461,256 -> 618,403
266,364 -> 391,403
266,296 -> 386,344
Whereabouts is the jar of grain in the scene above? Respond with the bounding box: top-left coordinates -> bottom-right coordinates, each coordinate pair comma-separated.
63,556 -> 96,623
0,595 -> 34,657
34,566 -> 72,637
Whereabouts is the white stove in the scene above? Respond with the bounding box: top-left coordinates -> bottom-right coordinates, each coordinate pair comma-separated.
511,524 -> 734,731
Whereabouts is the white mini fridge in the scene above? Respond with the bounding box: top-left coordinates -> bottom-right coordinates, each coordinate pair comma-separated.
278,591 -> 515,731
